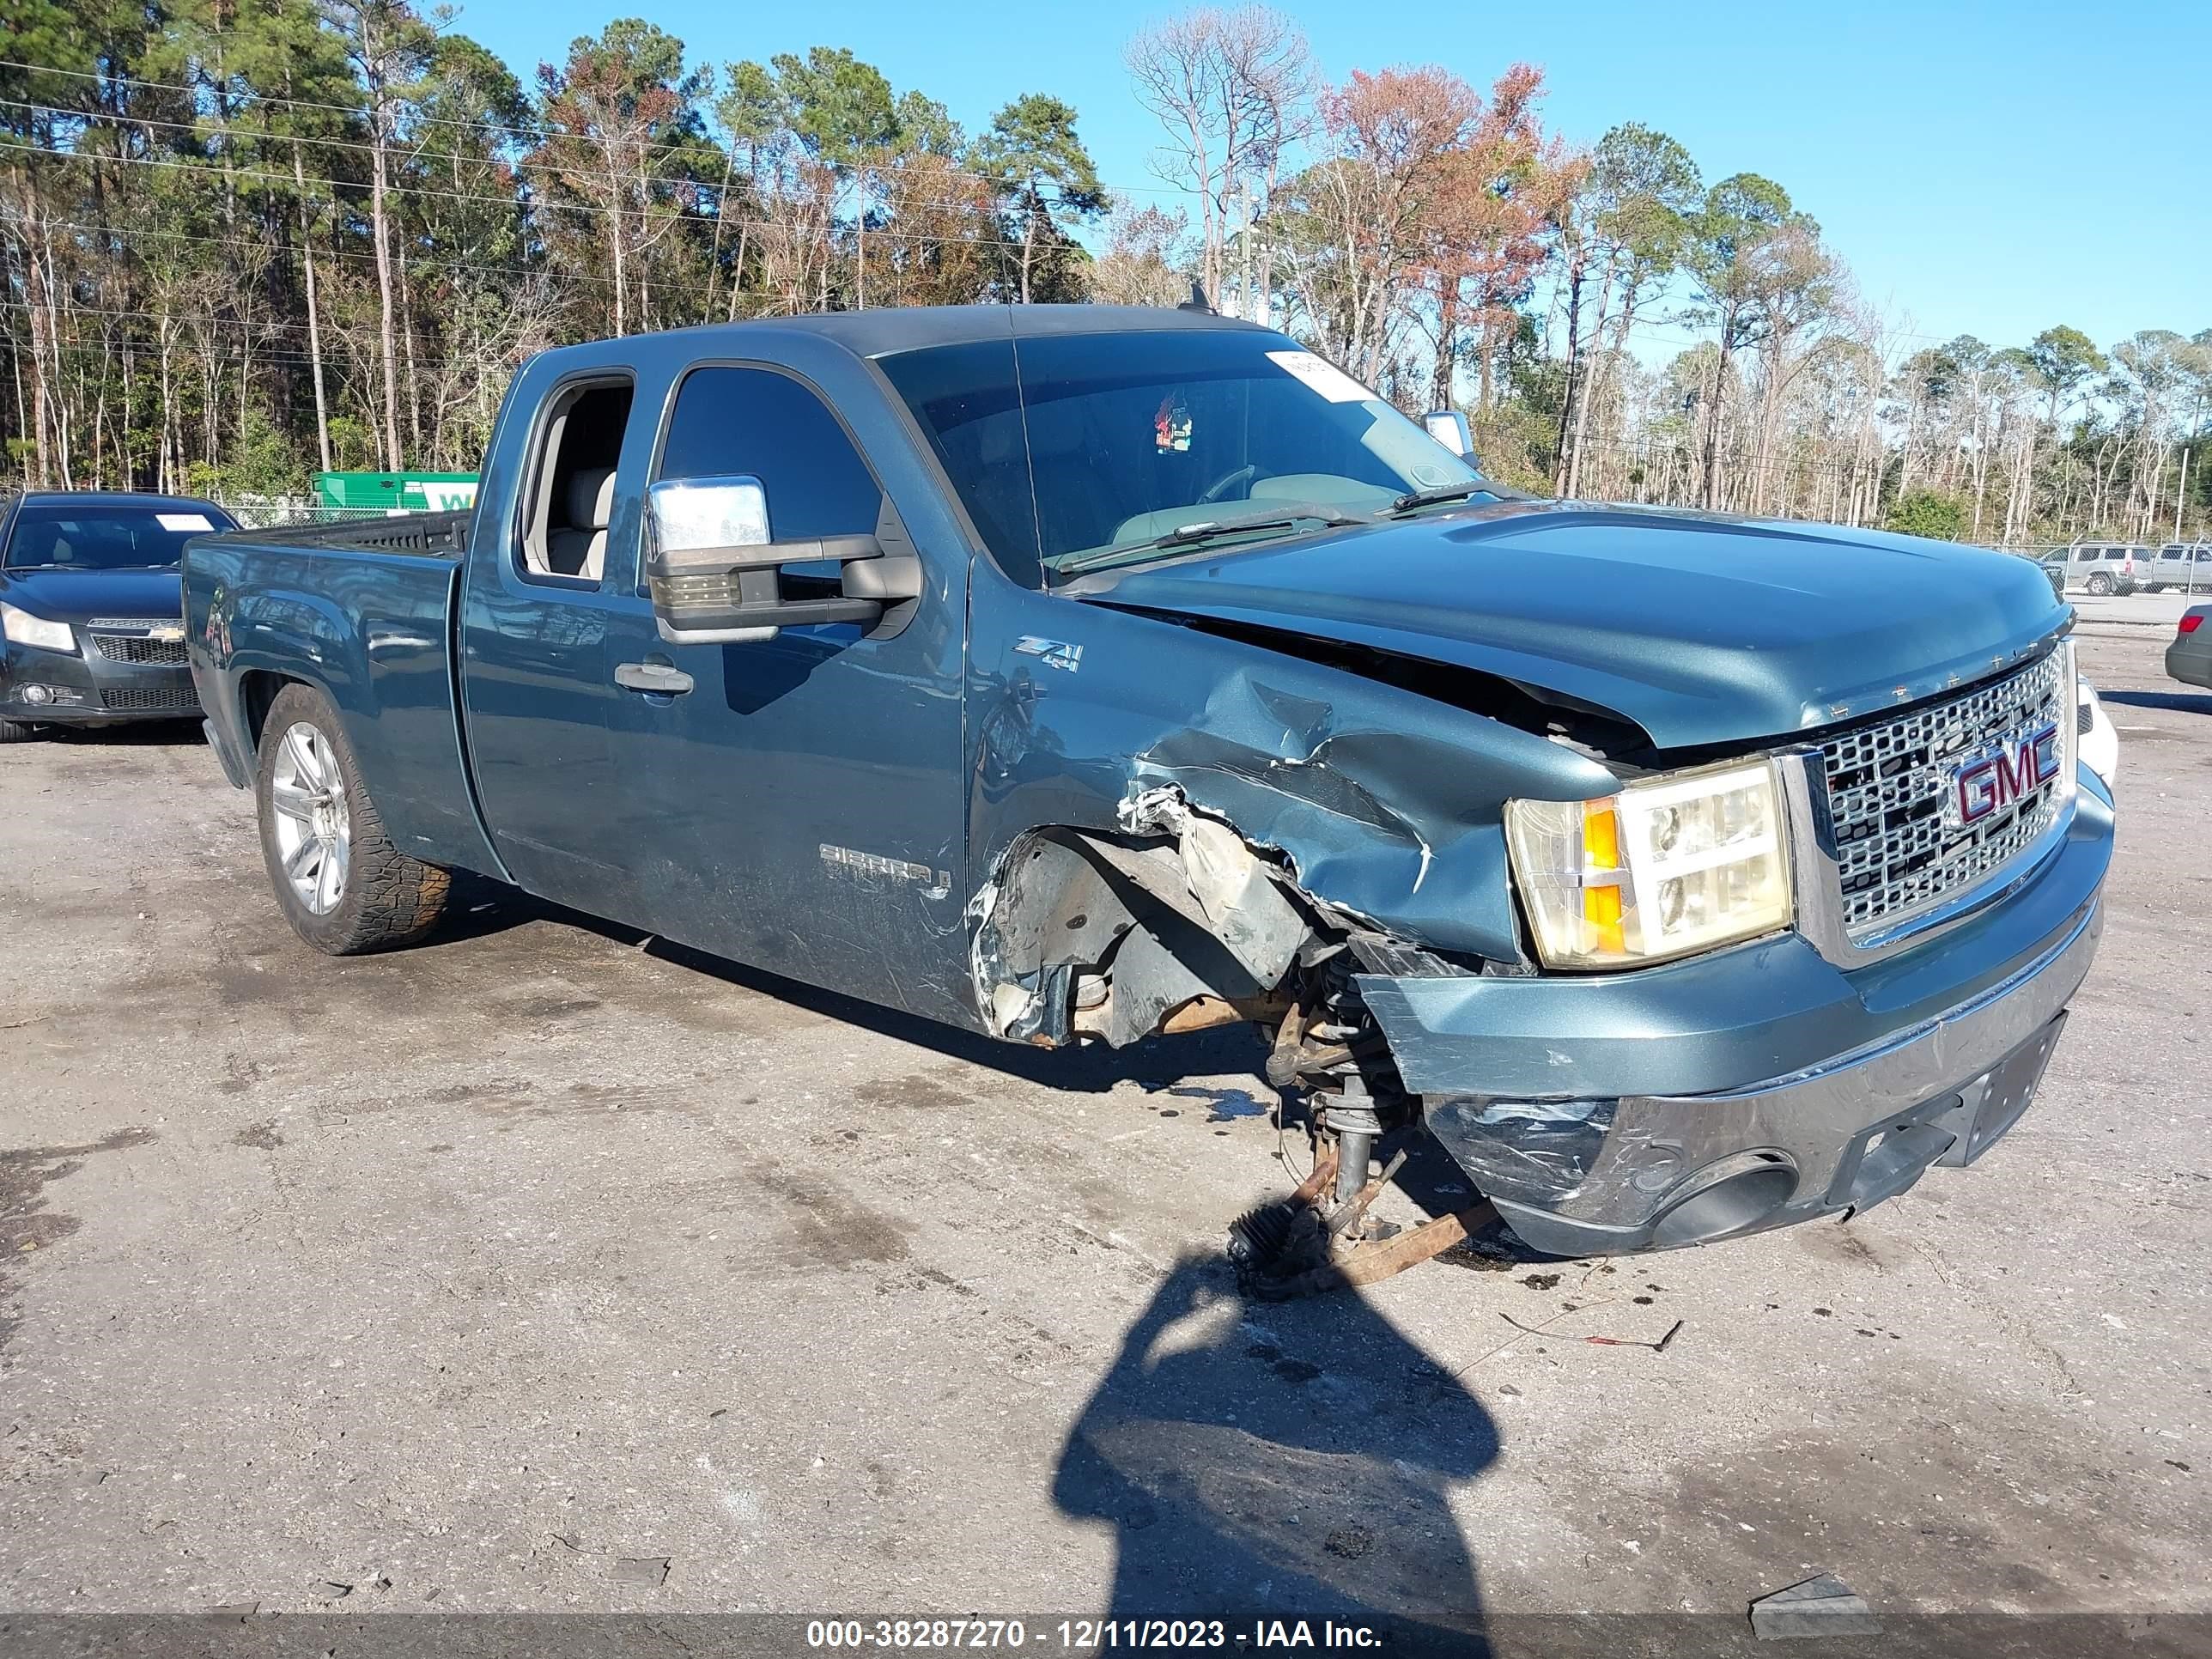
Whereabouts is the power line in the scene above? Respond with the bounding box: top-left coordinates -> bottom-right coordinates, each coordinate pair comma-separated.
0,96 -> 1148,228
0,137 -> 1092,254
0,60 -> 1191,203
42,216 -> 628,291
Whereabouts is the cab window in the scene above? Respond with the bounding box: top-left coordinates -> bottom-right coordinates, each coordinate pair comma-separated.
652,365 -> 883,586
520,376 -> 634,584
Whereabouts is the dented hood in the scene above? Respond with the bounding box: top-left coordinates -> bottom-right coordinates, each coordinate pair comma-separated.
1077,502 -> 2069,750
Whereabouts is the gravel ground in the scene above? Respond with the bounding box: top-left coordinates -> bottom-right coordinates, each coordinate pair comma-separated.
0,626 -> 2204,1647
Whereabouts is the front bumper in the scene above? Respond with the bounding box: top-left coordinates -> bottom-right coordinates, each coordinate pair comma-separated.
1364,774 -> 2112,1255
1,633 -> 199,726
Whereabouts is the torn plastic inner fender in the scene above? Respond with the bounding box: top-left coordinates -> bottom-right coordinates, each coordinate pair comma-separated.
971,797 -> 1313,1044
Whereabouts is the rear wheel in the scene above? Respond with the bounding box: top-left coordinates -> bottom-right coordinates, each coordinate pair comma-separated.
0,717 -> 38,744
254,683 -> 450,954
2086,572 -> 2113,596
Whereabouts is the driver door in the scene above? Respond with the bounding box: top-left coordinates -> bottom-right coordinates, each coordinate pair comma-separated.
596,362 -> 972,1026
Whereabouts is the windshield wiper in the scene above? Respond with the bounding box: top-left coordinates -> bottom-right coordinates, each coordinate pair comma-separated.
1389,481 -> 1499,514
1152,506 -> 1369,548
1057,507 -> 1367,575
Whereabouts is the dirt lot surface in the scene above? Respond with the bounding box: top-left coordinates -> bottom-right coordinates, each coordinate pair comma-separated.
0,627 -> 2205,1650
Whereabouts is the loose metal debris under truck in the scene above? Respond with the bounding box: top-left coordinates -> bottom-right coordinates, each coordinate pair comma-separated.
180,306 -> 2114,1278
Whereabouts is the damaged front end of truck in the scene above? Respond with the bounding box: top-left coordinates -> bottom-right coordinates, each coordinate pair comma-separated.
963,521 -> 2110,1275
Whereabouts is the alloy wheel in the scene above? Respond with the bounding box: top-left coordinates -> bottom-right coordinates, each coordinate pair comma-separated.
269,721 -> 351,915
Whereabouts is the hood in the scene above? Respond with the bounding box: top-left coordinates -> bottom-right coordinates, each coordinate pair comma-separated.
1075,502 -> 2069,751
0,565 -> 188,625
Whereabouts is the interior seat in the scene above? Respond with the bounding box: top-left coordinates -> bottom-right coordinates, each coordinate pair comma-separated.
546,468 -> 613,580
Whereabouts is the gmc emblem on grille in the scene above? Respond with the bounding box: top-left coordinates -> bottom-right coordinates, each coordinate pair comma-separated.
1953,722 -> 2060,825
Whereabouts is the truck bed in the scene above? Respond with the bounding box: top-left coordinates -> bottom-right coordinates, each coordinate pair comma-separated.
228,509 -> 471,557
182,525 -> 500,874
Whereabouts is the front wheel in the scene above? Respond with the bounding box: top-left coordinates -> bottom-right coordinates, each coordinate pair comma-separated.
2086,572 -> 2113,596
254,683 -> 450,954
0,717 -> 38,744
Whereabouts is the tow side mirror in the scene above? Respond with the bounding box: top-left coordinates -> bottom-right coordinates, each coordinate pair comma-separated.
1423,410 -> 1474,462
643,475 -> 921,645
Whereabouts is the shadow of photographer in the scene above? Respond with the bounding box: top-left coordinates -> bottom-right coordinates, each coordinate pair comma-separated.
1054,1255 -> 1498,1656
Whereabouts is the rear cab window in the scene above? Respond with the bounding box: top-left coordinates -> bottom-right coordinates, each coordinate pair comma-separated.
518,376 -> 635,586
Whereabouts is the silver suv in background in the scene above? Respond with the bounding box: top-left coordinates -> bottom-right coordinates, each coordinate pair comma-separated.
2142,543 -> 2212,592
2042,542 -> 2154,595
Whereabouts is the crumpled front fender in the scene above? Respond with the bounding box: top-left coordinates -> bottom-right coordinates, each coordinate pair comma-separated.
967,571 -> 1617,966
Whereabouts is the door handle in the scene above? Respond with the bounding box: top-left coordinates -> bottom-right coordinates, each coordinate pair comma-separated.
614,661 -> 694,696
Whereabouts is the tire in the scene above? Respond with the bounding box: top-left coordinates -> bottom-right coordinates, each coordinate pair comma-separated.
0,717 -> 39,743
254,683 -> 450,954
2086,573 -> 2113,596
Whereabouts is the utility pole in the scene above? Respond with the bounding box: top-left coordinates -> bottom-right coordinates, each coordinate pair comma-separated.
1238,183 -> 1255,325
2179,447 -> 2197,598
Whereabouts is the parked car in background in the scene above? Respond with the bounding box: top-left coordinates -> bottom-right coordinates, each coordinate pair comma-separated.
0,491 -> 237,743
2143,543 -> 2212,592
180,306 -> 2111,1264
2042,542 -> 2154,595
2076,676 -> 2120,787
2166,604 -> 2212,689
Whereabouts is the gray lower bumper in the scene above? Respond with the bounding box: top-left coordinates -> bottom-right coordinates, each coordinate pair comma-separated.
1432,899 -> 2099,1255
1376,776 -> 2113,1256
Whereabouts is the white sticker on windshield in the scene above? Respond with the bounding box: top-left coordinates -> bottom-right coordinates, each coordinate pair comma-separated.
1267,349 -> 1376,404
156,513 -> 215,532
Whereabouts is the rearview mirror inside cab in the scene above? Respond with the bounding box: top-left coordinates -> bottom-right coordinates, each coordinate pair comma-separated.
643,474 -> 915,645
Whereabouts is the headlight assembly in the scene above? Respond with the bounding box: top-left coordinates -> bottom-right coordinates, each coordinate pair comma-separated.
1504,758 -> 1792,969
1,602 -> 76,653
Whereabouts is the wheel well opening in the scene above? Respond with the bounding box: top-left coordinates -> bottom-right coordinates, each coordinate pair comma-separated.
238,670 -> 299,754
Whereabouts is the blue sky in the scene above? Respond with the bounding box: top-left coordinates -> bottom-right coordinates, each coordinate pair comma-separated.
447,0 -> 2205,361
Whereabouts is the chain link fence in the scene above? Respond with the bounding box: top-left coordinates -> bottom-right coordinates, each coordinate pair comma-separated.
214,499 -> 405,530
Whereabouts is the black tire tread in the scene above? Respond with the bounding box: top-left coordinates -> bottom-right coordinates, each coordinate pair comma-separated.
256,684 -> 450,955
0,717 -> 38,744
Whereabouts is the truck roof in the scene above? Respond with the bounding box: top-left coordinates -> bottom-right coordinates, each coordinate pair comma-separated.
537,302 -> 1273,371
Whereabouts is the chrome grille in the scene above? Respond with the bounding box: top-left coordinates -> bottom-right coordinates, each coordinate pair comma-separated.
90,634 -> 188,665
1819,652 -> 2069,939
87,617 -> 180,631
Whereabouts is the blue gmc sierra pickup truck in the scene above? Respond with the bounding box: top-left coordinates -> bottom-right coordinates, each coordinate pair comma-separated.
182,305 -> 2112,1262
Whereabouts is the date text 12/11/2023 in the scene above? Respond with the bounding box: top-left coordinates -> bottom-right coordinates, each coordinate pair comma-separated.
804,1620 -> 1384,1650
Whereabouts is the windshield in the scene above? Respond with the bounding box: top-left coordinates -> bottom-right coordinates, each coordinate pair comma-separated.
877,329 -> 1491,585
2,503 -> 231,572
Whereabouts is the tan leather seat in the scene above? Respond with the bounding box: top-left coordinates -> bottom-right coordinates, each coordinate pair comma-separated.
546,467 -> 614,579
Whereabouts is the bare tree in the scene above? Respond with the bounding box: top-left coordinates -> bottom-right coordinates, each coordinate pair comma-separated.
1090,203 -> 1193,306
319,0 -> 431,471
1125,6 -> 1312,315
